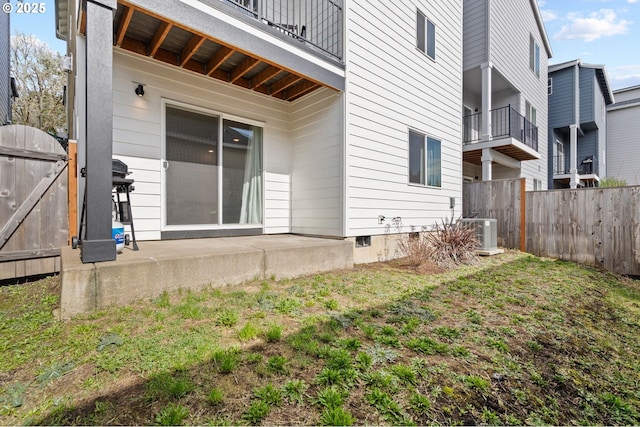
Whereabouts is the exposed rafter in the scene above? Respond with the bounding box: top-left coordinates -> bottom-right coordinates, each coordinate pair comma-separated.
107,0 -> 332,102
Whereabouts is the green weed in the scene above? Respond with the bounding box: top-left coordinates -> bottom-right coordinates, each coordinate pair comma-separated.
319,406 -> 356,426
238,322 -> 260,341
254,383 -> 282,406
241,400 -> 270,425
206,388 -> 224,406
215,309 -> 238,327
211,348 -> 240,374
266,355 -> 288,375
146,371 -> 194,400
265,324 -> 283,342
282,379 -> 308,405
315,386 -> 347,409
155,403 -> 189,426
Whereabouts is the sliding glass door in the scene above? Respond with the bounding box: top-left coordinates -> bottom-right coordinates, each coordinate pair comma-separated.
164,103 -> 263,229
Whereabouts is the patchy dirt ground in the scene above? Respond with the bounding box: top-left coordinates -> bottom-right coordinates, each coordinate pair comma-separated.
1,252 -> 639,426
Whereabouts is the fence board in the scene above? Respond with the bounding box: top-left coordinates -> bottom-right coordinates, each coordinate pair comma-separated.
463,178 -> 523,249
465,179 -> 640,276
0,125 -> 68,280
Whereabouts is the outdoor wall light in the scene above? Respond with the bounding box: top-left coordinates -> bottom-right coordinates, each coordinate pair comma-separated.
135,84 -> 145,97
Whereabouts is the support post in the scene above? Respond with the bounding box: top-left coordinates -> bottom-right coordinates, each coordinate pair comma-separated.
569,124 -> 579,189
520,178 -> 526,252
481,62 -> 493,142
81,0 -> 117,263
481,148 -> 493,181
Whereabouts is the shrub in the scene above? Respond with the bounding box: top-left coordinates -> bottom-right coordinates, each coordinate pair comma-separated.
397,231 -> 431,267
424,219 -> 479,268
599,177 -> 627,187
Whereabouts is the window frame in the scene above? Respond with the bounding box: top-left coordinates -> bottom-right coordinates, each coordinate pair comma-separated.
408,129 -> 442,188
416,10 -> 436,61
530,35 -> 540,77
161,98 -> 265,231
548,77 -> 553,95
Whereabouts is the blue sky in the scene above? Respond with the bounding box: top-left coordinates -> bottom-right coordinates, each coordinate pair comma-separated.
8,0 -> 640,91
540,0 -> 640,90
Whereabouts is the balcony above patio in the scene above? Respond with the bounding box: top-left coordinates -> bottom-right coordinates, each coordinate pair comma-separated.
94,0 -> 345,102
462,106 -> 540,165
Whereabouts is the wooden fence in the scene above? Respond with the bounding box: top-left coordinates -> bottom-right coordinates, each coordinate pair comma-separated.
462,178 -> 525,250
0,125 -> 69,280
463,179 -> 640,276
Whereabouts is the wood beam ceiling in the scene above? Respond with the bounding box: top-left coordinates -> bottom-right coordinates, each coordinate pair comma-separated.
104,1 -> 331,102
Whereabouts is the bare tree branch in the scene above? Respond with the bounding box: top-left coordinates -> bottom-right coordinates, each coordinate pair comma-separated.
10,33 -> 65,134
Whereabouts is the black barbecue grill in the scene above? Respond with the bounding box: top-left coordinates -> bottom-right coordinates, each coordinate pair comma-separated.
73,159 -> 139,252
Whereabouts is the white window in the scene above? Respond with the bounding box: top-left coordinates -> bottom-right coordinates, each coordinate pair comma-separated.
555,139 -> 565,174
530,35 -> 540,77
409,130 -> 441,187
533,179 -> 542,191
548,78 -> 553,95
417,10 -> 436,60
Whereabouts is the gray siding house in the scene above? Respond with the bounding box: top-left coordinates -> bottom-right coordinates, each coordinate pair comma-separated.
607,86 -> 640,185
462,0 -> 552,190
548,60 -> 614,189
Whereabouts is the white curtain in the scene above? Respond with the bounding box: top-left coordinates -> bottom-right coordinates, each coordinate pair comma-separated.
239,126 -> 262,224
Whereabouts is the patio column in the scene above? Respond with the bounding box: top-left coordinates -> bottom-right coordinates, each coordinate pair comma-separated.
569,124 -> 579,189
481,62 -> 493,142
81,0 -> 117,263
481,148 -> 493,181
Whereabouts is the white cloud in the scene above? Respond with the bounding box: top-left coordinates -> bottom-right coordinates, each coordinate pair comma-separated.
554,9 -> 632,42
628,0 -> 638,4
610,64 -> 640,80
609,65 -> 640,89
541,9 -> 558,22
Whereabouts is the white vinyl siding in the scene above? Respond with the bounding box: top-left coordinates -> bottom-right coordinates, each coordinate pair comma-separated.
488,0 -> 549,190
290,89 -> 343,236
462,0 -> 487,70
111,50 -> 293,239
345,1 -> 462,236
607,89 -> 640,185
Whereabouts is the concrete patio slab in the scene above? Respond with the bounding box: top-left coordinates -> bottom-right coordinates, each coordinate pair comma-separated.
59,235 -> 353,319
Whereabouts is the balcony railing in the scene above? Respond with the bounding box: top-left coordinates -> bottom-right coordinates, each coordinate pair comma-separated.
463,105 -> 538,152
219,0 -> 343,60
553,155 -> 599,176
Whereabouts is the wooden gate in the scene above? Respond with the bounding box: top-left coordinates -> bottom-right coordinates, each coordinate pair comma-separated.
0,125 -> 68,280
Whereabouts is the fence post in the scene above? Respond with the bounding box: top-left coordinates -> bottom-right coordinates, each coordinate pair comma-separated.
520,178 -> 526,252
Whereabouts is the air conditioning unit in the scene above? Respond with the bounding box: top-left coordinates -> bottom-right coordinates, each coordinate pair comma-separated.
460,218 -> 504,256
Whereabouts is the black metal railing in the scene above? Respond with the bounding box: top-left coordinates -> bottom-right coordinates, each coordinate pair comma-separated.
553,155 -> 599,176
491,106 -> 538,151
553,155 -> 569,175
463,106 -> 538,152
218,0 -> 343,60
462,111 -> 481,144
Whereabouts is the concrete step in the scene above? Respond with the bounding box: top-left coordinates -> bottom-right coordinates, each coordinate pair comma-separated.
59,235 -> 353,319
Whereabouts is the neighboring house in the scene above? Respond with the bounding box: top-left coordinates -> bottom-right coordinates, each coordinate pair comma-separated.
548,59 -> 614,189
462,0 -> 551,190
607,85 -> 640,186
55,0 -> 463,263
